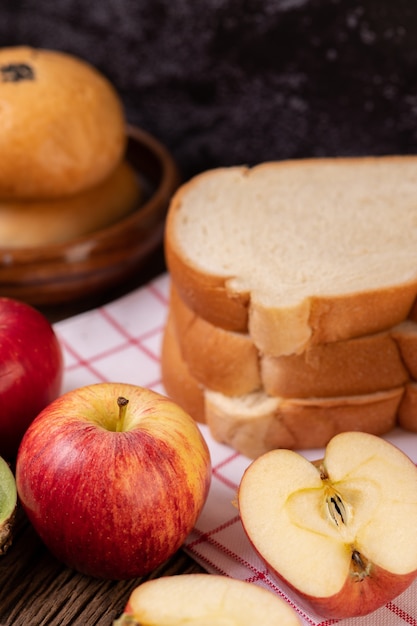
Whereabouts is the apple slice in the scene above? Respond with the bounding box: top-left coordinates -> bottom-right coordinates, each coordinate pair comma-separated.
113,574 -> 302,625
238,431 -> 417,619
0,455 -> 17,554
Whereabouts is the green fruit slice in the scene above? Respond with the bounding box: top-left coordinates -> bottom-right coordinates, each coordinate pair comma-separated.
0,456 -> 17,554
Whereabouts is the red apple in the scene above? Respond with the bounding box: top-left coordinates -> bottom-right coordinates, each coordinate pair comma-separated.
238,431 -> 417,619
0,297 -> 63,459
114,574 -> 303,625
15,382 -> 211,580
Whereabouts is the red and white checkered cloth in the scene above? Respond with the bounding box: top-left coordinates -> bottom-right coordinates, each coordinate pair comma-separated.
55,273 -> 417,626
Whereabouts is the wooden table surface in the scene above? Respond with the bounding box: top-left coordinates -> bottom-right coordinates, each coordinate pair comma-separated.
0,249 -> 205,626
0,507 -> 205,626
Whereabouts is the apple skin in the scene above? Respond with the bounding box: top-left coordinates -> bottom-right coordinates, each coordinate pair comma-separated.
0,297 -> 63,460
238,432 -> 417,620
252,547 -> 417,619
15,382 -> 211,580
242,464 -> 417,619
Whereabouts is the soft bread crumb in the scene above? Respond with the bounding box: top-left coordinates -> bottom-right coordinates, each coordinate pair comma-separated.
173,158 -> 417,306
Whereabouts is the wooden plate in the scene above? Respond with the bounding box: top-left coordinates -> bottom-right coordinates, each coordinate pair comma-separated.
0,125 -> 180,307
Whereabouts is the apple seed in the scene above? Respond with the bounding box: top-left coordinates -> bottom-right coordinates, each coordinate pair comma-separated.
325,488 -> 347,527
318,461 -> 373,584
317,462 -> 350,529
351,549 -> 372,581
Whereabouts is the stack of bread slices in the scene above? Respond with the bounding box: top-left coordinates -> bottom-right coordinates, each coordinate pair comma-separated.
161,157 -> 417,458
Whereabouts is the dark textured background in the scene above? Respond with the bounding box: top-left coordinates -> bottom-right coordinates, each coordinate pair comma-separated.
1,0 -> 417,180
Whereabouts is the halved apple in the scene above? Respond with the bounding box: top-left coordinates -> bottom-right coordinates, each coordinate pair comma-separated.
238,431 -> 417,619
113,574 -> 302,625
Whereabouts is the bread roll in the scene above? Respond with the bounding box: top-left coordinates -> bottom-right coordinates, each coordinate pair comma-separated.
165,157 -> 417,356
0,46 -> 126,198
0,159 -> 141,247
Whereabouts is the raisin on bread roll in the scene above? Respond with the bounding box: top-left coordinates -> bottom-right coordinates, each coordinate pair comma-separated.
0,160 -> 141,247
0,46 -> 126,199
165,157 -> 417,357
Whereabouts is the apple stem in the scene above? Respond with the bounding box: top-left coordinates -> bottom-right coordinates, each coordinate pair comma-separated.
116,397 -> 129,432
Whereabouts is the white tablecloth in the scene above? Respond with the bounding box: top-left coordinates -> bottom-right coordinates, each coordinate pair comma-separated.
55,273 -> 417,626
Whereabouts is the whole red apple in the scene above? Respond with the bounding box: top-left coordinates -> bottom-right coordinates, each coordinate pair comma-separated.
0,297 -> 63,459
15,382 -> 211,580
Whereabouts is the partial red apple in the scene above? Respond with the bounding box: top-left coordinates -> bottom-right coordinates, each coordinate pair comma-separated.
113,574 -> 303,625
238,431 -> 417,619
0,297 -> 63,459
0,455 -> 17,554
15,382 -> 211,579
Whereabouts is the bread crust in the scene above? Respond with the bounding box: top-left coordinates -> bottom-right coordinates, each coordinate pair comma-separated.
165,157 -> 417,356
169,285 -> 261,395
250,281 -> 417,356
398,382 -> 417,431
205,388 -> 403,459
165,240 -> 249,332
161,308 -> 206,424
170,286 -> 411,398
262,327 -> 409,398
0,46 -> 126,198
391,321 -> 417,380
161,307 -> 405,458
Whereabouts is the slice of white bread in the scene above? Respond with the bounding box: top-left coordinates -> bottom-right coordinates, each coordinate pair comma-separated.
170,284 -> 412,398
398,382 -> 417,431
0,159 -> 141,247
161,309 -> 405,458
165,157 -> 417,356
170,285 -> 261,395
391,320 -> 417,380
204,388 -> 403,459
262,325 -> 410,398
161,307 -> 206,424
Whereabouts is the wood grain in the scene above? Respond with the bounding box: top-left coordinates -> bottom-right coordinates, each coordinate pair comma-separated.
0,505 -> 205,625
